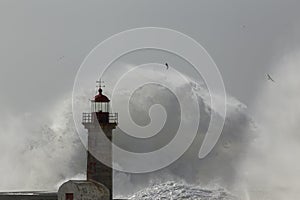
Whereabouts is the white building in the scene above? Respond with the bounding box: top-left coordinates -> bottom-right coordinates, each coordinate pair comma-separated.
58,180 -> 110,200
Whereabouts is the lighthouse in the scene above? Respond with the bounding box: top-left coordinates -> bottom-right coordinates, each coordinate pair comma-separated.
57,81 -> 119,200
82,81 -> 118,198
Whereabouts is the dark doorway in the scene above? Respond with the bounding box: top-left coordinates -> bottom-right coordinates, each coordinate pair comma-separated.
65,193 -> 73,200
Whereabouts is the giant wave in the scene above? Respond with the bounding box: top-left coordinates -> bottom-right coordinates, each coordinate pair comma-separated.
129,182 -> 237,200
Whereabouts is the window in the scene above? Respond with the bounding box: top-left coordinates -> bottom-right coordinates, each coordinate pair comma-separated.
66,193 -> 74,200
91,102 -> 109,113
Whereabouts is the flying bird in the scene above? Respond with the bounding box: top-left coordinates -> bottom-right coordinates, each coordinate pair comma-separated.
223,140 -> 231,149
165,63 -> 169,70
266,74 -> 275,82
58,56 -> 65,61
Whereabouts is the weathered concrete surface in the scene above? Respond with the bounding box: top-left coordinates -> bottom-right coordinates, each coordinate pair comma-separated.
0,192 -> 57,200
0,192 -> 127,200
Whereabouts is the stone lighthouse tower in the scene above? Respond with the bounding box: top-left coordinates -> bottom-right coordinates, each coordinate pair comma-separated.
82,81 -> 118,199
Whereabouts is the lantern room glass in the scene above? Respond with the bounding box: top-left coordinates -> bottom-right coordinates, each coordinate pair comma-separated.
91,101 -> 110,113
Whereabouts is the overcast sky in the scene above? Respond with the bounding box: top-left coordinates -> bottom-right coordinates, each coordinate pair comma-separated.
1,2 -> 300,198
0,0 -> 300,116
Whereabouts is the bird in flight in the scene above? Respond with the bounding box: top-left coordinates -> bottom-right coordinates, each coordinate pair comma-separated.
165,63 -> 169,70
58,56 -> 65,61
266,74 -> 275,82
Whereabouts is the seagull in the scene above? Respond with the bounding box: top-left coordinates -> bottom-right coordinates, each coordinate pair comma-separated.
223,140 -> 231,149
267,74 -> 275,82
165,63 -> 169,70
58,56 -> 65,61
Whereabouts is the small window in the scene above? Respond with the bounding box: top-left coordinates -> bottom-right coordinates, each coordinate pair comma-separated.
66,193 -> 74,200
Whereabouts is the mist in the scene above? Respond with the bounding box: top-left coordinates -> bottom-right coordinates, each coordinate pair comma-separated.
1,53 -> 300,199
0,96 -> 86,191
103,67 -> 256,197
0,66 -> 256,198
236,51 -> 300,199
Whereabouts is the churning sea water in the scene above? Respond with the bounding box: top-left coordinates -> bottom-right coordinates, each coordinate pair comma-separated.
129,181 -> 237,200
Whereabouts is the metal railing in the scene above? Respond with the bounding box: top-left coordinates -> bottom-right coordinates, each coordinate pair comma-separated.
82,112 -> 118,124
108,113 -> 118,123
82,113 -> 94,123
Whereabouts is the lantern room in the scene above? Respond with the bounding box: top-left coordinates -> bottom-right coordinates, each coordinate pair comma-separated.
91,88 -> 110,113
82,81 -> 118,125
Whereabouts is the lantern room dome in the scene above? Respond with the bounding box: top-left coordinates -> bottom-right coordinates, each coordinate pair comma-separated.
94,88 -> 110,102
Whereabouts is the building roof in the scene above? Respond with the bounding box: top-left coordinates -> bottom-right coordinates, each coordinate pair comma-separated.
93,88 -> 110,102
58,180 -> 110,200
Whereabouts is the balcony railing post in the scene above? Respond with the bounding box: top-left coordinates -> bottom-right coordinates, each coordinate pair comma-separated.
83,112 -> 117,124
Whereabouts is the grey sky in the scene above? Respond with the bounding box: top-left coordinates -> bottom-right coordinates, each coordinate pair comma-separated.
1,0 -> 300,115
1,1 -> 300,197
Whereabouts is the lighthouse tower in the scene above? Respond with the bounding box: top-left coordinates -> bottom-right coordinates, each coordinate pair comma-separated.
82,81 -> 118,198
